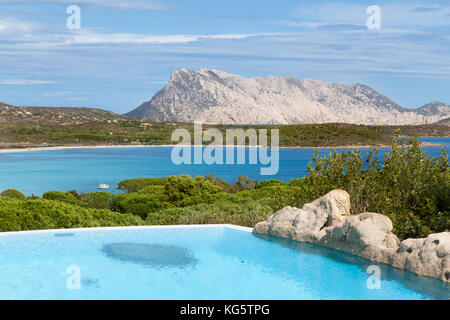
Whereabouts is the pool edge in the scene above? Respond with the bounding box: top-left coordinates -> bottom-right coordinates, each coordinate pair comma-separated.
0,224 -> 254,236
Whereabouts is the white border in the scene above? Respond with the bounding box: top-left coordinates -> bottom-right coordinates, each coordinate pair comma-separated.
0,224 -> 253,236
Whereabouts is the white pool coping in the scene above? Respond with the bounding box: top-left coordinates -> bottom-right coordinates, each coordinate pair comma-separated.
0,224 -> 254,236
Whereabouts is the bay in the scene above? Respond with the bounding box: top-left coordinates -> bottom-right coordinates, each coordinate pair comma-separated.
0,137 -> 447,196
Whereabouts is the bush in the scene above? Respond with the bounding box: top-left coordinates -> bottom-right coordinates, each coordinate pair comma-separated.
248,185 -> 305,212
304,138 -> 449,239
232,175 -> 256,192
43,191 -> 86,207
145,197 -> 272,227
1,189 -> 26,200
0,197 -> 143,232
137,185 -> 166,196
164,175 -> 223,202
81,192 -> 114,210
255,180 -> 288,189
117,177 -> 168,193
112,193 -> 166,219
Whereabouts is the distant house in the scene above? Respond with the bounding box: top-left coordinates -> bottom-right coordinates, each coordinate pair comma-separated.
140,122 -> 153,127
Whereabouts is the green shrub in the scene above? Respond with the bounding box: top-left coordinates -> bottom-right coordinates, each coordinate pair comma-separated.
164,175 -> 223,202
137,185 -> 166,196
305,138 -> 449,239
43,191 -> 86,207
1,189 -> 26,200
81,191 -> 114,210
232,175 -> 256,192
145,197 -> 272,227
0,197 -> 143,232
248,185 -> 305,212
112,193 -> 166,219
255,180 -> 288,189
117,177 -> 168,192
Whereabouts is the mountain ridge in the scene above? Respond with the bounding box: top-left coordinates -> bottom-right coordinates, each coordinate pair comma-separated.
126,68 -> 450,125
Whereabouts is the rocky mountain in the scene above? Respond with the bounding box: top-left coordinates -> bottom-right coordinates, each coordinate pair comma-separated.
0,102 -> 128,125
434,117 -> 450,126
127,68 -> 450,125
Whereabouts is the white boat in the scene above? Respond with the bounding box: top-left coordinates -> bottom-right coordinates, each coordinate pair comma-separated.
99,183 -> 110,189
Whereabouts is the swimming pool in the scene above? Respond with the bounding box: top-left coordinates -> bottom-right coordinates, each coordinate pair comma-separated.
0,225 -> 448,300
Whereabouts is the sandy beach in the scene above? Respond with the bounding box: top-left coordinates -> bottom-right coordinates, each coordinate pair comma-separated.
0,141 -> 444,154
0,144 -> 176,154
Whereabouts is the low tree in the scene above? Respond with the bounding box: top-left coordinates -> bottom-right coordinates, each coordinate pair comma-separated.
233,175 -> 256,192
1,189 -> 26,201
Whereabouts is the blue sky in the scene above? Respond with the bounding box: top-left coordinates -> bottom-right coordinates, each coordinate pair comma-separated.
0,0 -> 449,113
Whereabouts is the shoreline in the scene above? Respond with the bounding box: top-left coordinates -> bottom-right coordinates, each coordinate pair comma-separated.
0,144 -> 175,154
0,141 -> 444,154
280,141 -> 443,149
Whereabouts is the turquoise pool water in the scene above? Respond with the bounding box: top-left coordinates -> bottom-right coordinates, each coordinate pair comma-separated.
0,137 -> 448,196
0,226 -> 448,300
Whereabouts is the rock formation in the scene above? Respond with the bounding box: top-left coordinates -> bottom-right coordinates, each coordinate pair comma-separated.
254,190 -> 450,283
127,68 -> 450,125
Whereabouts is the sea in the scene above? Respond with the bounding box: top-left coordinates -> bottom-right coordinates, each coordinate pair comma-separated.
0,137 -> 447,196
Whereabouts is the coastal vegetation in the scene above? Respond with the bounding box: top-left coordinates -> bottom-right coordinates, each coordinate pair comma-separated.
0,138 -> 447,239
0,101 -> 127,125
0,189 -> 26,200
0,197 -> 143,232
0,120 -> 448,149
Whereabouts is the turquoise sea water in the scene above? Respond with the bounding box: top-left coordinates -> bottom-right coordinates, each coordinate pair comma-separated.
0,226 -> 448,300
0,137 -> 448,196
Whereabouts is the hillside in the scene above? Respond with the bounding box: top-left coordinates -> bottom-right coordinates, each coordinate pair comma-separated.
127,68 -> 450,125
0,120 -> 448,149
0,102 -> 128,125
434,117 -> 450,126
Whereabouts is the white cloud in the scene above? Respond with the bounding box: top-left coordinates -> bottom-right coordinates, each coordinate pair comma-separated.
0,0 -> 171,10
43,91 -> 72,97
67,96 -> 87,101
0,13 -> 282,47
0,79 -> 59,85
289,2 -> 450,30
5,30 -> 283,48
0,16 -> 279,48
61,31 -> 276,45
0,0 -> 448,90
0,18 -> 42,34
